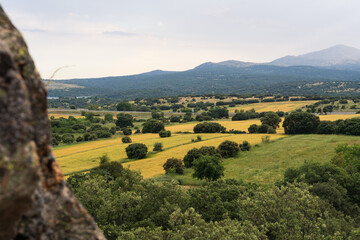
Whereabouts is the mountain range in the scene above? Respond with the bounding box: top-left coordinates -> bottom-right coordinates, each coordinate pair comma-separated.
48,45 -> 360,98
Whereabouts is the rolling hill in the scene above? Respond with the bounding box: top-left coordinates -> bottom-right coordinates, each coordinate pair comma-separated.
48,45 -> 360,98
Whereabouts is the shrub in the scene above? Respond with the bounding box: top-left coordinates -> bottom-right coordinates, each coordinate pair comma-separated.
153,142 -> 163,151
76,136 -> 84,142
337,118 -> 360,136
208,107 -> 229,119
163,158 -> 184,174
62,134 -> 75,144
193,122 -> 226,133
126,143 -> 148,159
267,126 -> 276,134
193,155 -> 224,181
84,133 -> 97,141
257,124 -> 270,133
197,135 -> 202,141
122,128 -> 132,135
183,146 -> 218,168
240,141 -> 251,151
122,136 -> 132,143
262,136 -> 270,143
110,126 -> 116,135
51,138 -> 59,146
317,121 -> 337,134
142,119 -> 165,133
248,124 -> 258,133
104,113 -> 113,122
170,115 -> 181,122
99,154 -> 110,165
159,130 -> 171,138
283,112 -> 320,134
217,140 -> 239,158
95,130 -> 112,138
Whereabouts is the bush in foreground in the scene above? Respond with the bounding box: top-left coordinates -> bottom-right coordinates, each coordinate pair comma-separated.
126,143 -> 148,159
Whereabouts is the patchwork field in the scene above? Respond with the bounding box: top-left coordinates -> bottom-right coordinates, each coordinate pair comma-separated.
54,131 -> 285,177
52,107 -> 359,183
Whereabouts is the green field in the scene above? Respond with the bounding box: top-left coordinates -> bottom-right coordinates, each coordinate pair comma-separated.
165,134 -> 360,185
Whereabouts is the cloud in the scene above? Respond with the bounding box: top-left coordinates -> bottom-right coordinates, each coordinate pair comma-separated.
102,31 -> 137,36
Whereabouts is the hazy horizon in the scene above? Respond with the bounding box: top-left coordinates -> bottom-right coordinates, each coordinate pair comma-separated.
2,0 -> 360,79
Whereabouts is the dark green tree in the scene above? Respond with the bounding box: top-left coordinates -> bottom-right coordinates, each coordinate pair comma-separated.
142,119 -> 165,133
283,112 -> 320,134
126,143 -> 148,159
116,113 -> 134,128
192,155 -> 224,181
104,113 -> 113,122
217,140 -> 239,158
260,112 -> 282,129
193,122 -> 226,133
122,136 -> 132,143
117,101 -> 133,111
183,146 -> 218,168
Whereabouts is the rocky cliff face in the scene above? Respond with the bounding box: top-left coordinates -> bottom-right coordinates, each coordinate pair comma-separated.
0,5 -> 105,239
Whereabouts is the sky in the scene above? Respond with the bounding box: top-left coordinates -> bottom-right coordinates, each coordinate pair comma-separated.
1,0 -> 360,79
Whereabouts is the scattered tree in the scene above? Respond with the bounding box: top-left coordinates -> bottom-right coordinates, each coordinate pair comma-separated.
159,130 -> 171,138
153,142 -> 163,152
126,143 -> 148,159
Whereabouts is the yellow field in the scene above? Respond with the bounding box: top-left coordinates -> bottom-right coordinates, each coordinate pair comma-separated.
228,101 -> 317,113
318,114 -> 359,121
49,113 -> 85,119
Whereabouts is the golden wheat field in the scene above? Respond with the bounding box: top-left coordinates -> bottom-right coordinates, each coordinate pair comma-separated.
49,113 -> 85,119
228,100 -> 317,113
318,114 -> 359,121
167,119 -> 286,134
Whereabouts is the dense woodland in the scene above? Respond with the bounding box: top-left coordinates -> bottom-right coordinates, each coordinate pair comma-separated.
68,142 -> 360,239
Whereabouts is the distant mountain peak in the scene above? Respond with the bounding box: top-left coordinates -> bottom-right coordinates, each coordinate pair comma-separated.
271,45 -> 360,67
